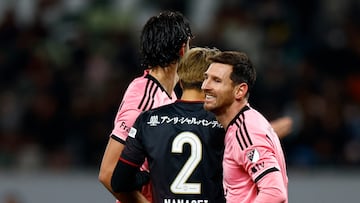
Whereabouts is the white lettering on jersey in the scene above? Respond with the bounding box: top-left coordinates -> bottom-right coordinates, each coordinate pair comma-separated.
146,115 -> 222,128
163,198 -> 209,203
147,115 -> 160,126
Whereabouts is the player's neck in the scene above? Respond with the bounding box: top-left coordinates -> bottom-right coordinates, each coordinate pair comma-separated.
149,64 -> 178,96
181,89 -> 205,101
215,100 -> 248,129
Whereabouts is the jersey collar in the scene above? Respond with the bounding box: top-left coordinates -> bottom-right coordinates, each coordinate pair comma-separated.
145,71 -> 174,99
227,104 -> 251,130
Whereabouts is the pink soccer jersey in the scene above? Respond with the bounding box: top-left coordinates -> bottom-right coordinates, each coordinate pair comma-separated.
111,70 -> 177,203
222,104 -> 288,203
111,70 -> 177,142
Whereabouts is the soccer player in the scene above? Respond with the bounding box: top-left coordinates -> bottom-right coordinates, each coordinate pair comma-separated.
202,51 -> 288,203
111,47 -> 226,203
98,10 -> 193,203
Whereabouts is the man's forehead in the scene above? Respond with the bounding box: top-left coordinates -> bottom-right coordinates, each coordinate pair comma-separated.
206,63 -> 231,76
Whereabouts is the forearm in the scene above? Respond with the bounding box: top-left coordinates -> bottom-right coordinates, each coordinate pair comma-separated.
101,163 -> 149,202
99,166 -> 129,201
99,138 -> 127,200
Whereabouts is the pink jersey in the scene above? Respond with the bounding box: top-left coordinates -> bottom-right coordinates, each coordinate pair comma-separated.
111,70 -> 177,203
223,104 -> 288,203
111,70 -> 177,142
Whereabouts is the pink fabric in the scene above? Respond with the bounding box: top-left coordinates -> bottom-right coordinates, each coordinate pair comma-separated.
111,70 -> 177,141
111,70 -> 177,203
223,104 -> 288,203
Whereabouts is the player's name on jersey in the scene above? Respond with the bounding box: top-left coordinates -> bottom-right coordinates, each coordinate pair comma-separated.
147,115 -> 221,128
163,198 -> 209,203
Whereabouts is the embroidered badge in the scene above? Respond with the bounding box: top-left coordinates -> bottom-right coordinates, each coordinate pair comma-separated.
247,148 -> 260,163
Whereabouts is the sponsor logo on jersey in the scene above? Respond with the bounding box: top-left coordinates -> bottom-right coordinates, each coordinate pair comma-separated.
147,115 -> 221,128
147,115 -> 160,126
119,121 -> 131,133
251,161 -> 265,174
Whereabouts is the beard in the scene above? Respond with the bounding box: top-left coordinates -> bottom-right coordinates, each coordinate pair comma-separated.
203,88 -> 234,115
203,99 -> 230,116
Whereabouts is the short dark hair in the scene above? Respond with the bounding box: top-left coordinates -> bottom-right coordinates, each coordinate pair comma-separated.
208,51 -> 256,93
140,11 -> 193,69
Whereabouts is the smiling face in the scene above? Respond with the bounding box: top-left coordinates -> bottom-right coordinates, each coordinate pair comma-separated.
201,51 -> 255,127
201,63 -> 236,115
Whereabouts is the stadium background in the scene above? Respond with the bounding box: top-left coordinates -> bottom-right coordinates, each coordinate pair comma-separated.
0,0 -> 359,202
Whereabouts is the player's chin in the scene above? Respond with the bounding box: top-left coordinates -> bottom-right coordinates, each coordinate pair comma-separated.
203,102 -> 215,112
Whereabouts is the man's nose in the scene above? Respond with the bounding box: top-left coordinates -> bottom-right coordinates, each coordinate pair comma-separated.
201,79 -> 208,90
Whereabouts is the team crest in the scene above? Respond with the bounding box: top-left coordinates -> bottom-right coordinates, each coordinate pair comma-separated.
247,148 -> 260,163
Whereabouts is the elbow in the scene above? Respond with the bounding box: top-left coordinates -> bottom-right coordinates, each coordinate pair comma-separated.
98,166 -> 127,193
275,193 -> 287,203
267,188 -> 287,203
98,168 -> 112,189
274,184 -> 287,203
98,171 -> 106,185
98,164 -> 129,193
258,186 -> 287,203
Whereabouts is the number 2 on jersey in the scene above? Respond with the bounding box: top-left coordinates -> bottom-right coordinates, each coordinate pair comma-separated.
170,131 -> 202,194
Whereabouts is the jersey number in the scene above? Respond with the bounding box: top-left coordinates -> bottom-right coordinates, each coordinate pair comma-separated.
170,132 -> 202,194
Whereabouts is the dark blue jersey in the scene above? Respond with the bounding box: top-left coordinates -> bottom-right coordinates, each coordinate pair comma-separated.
121,100 -> 225,203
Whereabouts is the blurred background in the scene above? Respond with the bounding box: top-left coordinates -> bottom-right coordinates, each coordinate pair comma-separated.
0,0 -> 359,202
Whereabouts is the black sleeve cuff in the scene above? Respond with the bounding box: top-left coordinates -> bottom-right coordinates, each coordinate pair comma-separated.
111,134 -> 126,144
111,161 -> 150,192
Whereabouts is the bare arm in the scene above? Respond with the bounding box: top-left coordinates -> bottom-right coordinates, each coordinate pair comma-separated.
111,158 -> 150,203
99,138 -> 149,203
99,138 -> 124,192
98,138 -> 126,200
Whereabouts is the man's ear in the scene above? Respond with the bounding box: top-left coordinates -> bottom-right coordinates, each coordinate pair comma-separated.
234,83 -> 248,100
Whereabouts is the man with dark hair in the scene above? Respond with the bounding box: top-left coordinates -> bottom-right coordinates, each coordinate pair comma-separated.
202,51 -> 288,203
98,10 -> 193,203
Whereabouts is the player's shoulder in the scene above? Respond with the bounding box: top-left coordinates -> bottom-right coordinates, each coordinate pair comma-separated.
143,102 -> 174,115
241,107 -> 274,139
245,107 -> 269,125
228,105 -> 269,132
128,74 -> 150,88
124,73 -> 157,98
133,104 -> 174,128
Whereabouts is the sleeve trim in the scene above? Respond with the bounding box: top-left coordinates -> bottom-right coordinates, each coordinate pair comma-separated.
254,167 -> 279,183
111,134 -> 126,144
119,157 -> 140,168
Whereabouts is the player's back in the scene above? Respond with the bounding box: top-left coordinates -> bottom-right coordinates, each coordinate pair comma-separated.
137,100 -> 225,203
